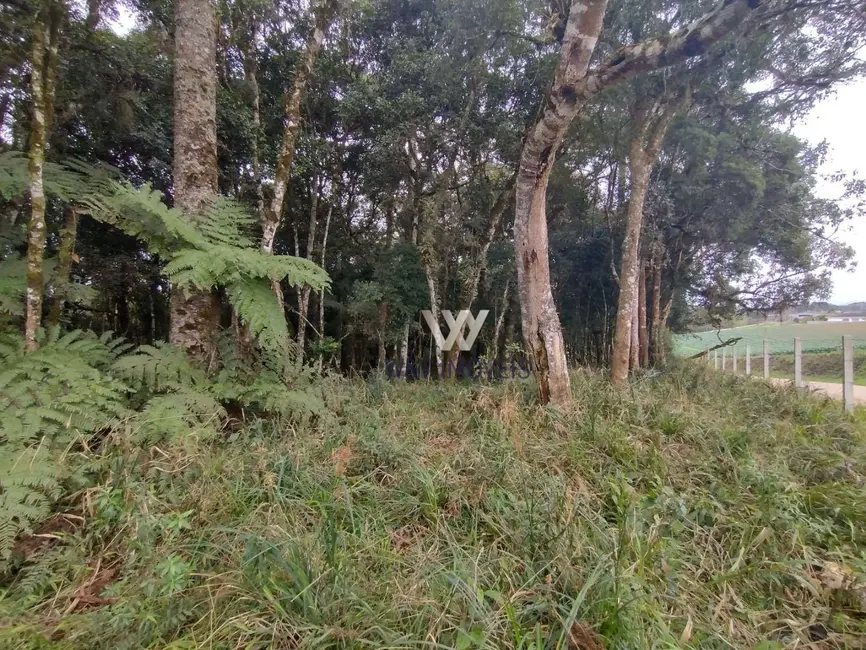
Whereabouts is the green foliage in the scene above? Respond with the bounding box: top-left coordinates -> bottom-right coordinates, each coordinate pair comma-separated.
0,154 -> 330,358
2,366 -> 865,647
0,330 -> 130,561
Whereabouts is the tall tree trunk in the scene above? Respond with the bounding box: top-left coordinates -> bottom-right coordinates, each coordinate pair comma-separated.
512,0 -> 763,401
296,177 -> 320,365
377,201 -> 395,370
24,0 -> 61,350
317,191 -> 333,372
513,0 -> 608,404
399,182 -> 420,378
85,0 -> 101,31
611,93 -> 685,383
46,206 -> 78,327
649,243 -> 663,364
638,261 -> 648,367
491,281 -> 510,362
240,24 -> 263,219
170,0 -> 220,361
261,0 -> 337,303
629,289 -> 639,370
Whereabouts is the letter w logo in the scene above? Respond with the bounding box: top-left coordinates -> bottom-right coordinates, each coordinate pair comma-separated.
421,309 -> 489,351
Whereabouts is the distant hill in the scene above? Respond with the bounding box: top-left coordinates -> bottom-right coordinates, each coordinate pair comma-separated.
802,301 -> 866,313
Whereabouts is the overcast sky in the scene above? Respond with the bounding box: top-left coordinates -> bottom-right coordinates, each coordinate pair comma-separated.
792,78 -> 866,305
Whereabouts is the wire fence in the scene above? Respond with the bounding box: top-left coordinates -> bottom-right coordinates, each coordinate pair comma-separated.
706,335 -> 859,413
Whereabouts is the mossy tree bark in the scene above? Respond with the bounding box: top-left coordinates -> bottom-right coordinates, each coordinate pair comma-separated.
24,0 -> 62,351
169,0 -> 220,362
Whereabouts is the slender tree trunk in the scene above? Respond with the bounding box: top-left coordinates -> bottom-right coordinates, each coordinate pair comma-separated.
24,0 -> 61,350
629,287 -> 640,370
638,261 -> 648,367
611,144 -> 649,382
398,185 -> 420,378
241,28 -> 263,219
260,0 -> 337,303
611,92 -> 685,383
649,244 -> 662,364
169,0 -> 220,362
46,206 -> 78,327
378,202 -> 395,370
296,178 -> 320,364
317,195 -> 333,372
491,281 -> 510,361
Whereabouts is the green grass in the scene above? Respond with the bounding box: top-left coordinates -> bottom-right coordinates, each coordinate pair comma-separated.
674,321 -> 866,356
2,365 -> 866,649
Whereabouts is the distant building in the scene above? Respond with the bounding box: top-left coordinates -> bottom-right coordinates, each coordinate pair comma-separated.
827,313 -> 866,322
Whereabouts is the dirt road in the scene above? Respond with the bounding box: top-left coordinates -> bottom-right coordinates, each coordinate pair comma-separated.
769,378 -> 866,405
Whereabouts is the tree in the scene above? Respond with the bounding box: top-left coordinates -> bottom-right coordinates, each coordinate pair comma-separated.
169,0 -> 220,359
23,0 -> 62,350
514,0 -> 769,405
610,84 -> 687,383
261,0 -> 339,316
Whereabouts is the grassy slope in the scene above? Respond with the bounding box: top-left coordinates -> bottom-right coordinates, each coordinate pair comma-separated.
674,321 -> 866,356
2,366 -> 866,649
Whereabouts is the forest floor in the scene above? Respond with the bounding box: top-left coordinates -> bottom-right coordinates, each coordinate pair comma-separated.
2,364 -> 866,649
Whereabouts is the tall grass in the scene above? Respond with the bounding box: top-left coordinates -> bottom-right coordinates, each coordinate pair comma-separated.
2,364 -> 865,649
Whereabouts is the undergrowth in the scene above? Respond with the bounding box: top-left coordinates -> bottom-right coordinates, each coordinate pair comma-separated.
1,364 -> 865,649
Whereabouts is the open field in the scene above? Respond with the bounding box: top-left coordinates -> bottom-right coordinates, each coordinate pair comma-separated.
2,366 -> 866,649
674,321 -> 866,356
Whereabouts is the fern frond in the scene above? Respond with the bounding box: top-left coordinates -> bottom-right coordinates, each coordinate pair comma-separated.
129,387 -> 226,445
112,342 -> 208,391
199,197 -> 256,248
226,279 -> 293,359
0,329 -> 129,562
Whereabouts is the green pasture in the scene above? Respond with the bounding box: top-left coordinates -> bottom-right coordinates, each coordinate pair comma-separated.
674,320 -> 866,356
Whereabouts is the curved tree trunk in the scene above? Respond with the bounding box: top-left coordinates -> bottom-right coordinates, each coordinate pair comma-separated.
514,0 -> 609,405
512,0 -> 763,401
261,0 -> 337,318
170,0 -> 220,362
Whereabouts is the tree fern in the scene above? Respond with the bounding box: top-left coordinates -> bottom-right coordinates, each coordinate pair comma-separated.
0,330 -> 129,562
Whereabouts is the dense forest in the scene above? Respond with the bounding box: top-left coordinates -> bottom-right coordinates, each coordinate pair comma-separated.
2,0 -> 864,394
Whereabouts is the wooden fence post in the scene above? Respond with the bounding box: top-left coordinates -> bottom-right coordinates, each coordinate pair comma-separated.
714,348 -> 718,370
745,345 -> 751,376
763,339 -> 769,379
843,335 -> 854,414
722,347 -> 727,372
794,337 -> 803,388
732,347 -> 738,374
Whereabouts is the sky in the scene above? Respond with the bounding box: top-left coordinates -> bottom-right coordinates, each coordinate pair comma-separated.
791,78 -> 866,305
